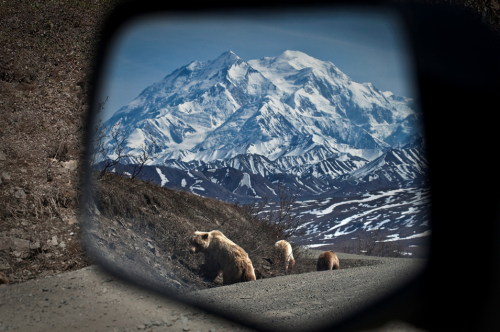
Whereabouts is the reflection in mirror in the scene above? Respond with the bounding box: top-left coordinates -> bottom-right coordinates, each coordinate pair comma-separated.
83,6 -> 430,331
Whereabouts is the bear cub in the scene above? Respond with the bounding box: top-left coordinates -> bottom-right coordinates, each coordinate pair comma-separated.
316,250 -> 340,271
273,240 -> 295,274
189,230 -> 256,285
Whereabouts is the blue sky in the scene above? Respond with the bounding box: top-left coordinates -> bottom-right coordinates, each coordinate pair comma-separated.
97,7 -> 419,122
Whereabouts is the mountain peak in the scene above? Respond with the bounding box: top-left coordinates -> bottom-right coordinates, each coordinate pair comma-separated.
272,50 -> 330,72
214,51 -> 241,64
186,60 -> 204,71
279,50 -> 310,59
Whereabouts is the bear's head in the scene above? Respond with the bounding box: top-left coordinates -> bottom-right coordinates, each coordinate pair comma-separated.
189,231 -> 211,254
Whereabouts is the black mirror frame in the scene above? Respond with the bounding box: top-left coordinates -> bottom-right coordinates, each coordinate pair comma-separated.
81,1 -> 500,331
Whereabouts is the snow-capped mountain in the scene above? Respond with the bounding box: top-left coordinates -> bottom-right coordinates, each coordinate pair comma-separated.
99,49 -> 429,204
103,50 -> 420,167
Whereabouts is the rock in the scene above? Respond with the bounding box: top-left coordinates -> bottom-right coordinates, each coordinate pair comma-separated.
14,188 -> 26,199
136,325 -> 146,330
67,217 -> 77,225
49,236 -> 58,246
171,280 -> 182,288
0,151 -> 6,161
61,160 -> 78,171
0,238 -> 10,252
0,272 -> 8,285
1,172 -> 10,180
0,237 -> 40,251
11,250 -> 31,259
58,242 -> 66,248
0,258 -> 10,270
32,242 -> 41,250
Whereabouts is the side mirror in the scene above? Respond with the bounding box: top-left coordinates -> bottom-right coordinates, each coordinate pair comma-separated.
81,1 -> 500,331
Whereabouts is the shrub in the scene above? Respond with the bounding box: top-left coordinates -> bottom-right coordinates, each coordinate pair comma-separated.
341,228 -> 405,258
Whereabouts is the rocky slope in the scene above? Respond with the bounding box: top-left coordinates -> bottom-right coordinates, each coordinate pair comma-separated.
0,0 -> 121,284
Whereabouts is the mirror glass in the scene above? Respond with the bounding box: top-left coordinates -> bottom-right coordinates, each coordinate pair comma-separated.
83,6 -> 430,331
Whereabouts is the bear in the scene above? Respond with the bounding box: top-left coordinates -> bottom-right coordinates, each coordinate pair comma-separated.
316,250 -> 340,271
273,240 -> 295,274
189,230 -> 256,285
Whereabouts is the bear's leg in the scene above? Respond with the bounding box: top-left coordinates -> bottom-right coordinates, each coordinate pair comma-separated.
200,263 -> 221,281
222,261 -> 249,285
220,265 -> 240,285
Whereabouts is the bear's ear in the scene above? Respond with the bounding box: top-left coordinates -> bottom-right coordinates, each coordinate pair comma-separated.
202,233 -> 209,240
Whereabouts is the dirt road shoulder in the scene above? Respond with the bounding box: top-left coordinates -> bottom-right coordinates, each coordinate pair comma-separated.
0,265 -> 256,332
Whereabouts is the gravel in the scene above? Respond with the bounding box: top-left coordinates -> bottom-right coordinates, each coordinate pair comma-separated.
185,252 -> 427,332
0,265 -> 255,332
0,252 -> 428,332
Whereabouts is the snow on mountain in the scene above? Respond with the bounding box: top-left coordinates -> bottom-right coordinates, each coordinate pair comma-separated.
322,146 -> 429,196
296,156 -> 368,181
291,186 -> 431,257
195,153 -> 284,178
102,50 -> 420,167
247,50 -> 416,146
348,147 -> 428,184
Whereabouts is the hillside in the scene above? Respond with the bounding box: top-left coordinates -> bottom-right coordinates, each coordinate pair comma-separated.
83,172 -> 304,293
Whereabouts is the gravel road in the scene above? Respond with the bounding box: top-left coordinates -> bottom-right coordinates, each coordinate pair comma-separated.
0,252 -> 428,332
0,265 -> 257,332
185,252 -> 427,332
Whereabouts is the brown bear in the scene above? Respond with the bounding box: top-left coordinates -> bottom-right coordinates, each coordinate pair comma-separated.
189,230 -> 256,285
273,240 -> 295,274
316,250 -> 340,271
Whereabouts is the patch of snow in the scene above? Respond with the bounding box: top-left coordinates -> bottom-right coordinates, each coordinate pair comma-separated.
155,168 -> 169,186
